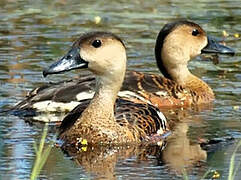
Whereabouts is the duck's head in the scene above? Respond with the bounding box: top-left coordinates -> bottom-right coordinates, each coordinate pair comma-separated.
155,21 -> 235,79
43,32 -> 126,83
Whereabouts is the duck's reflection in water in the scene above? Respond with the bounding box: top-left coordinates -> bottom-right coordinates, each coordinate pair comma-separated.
61,118 -> 207,179
161,123 -> 206,173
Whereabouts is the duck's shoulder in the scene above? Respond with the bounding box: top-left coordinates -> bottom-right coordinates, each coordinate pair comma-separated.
59,98 -> 90,134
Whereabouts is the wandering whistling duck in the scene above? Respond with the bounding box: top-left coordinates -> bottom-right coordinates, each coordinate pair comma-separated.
13,21 -> 234,119
43,32 -> 169,146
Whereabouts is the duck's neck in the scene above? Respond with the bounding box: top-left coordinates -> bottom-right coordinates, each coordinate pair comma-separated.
159,46 -> 192,84
165,63 -> 192,85
159,50 -> 214,99
80,74 -> 123,124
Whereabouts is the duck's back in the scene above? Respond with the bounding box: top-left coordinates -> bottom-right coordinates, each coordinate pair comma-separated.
121,71 -> 193,107
13,71 -> 195,117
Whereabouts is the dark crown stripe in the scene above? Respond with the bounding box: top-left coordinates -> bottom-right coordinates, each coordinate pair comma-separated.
73,31 -> 126,48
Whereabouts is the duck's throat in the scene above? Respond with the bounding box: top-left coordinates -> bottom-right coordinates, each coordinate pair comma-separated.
166,65 -> 192,85
80,75 -> 122,124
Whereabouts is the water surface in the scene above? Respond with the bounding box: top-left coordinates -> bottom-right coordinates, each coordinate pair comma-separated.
0,0 -> 240,179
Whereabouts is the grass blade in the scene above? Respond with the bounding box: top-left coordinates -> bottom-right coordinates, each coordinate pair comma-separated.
200,168 -> 211,179
228,140 -> 241,180
38,145 -> 52,172
30,124 -> 52,180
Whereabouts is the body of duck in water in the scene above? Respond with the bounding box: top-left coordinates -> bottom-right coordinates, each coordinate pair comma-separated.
13,21 -> 234,120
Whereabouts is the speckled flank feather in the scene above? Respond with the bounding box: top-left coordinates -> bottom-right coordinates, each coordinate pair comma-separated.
58,97 -> 169,147
59,98 -> 168,147
121,71 -> 214,107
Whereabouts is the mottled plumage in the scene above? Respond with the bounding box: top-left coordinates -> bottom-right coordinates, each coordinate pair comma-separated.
59,98 -> 168,147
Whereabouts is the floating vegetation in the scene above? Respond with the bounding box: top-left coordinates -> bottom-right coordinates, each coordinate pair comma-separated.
94,16 -> 101,24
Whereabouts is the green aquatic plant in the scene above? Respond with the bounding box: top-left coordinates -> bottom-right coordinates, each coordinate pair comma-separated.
228,140 -> 241,180
30,124 -> 52,180
182,140 -> 241,180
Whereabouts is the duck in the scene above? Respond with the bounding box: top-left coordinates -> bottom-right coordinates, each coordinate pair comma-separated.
43,32 -> 169,146
13,21 -> 234,117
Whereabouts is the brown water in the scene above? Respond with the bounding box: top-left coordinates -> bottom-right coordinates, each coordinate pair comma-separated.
0,0 -> 240,179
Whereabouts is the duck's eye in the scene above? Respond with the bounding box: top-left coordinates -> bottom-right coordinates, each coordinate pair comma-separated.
92,39 -> 102,48
66,54 -> 72,59
192,29 -> 199,36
